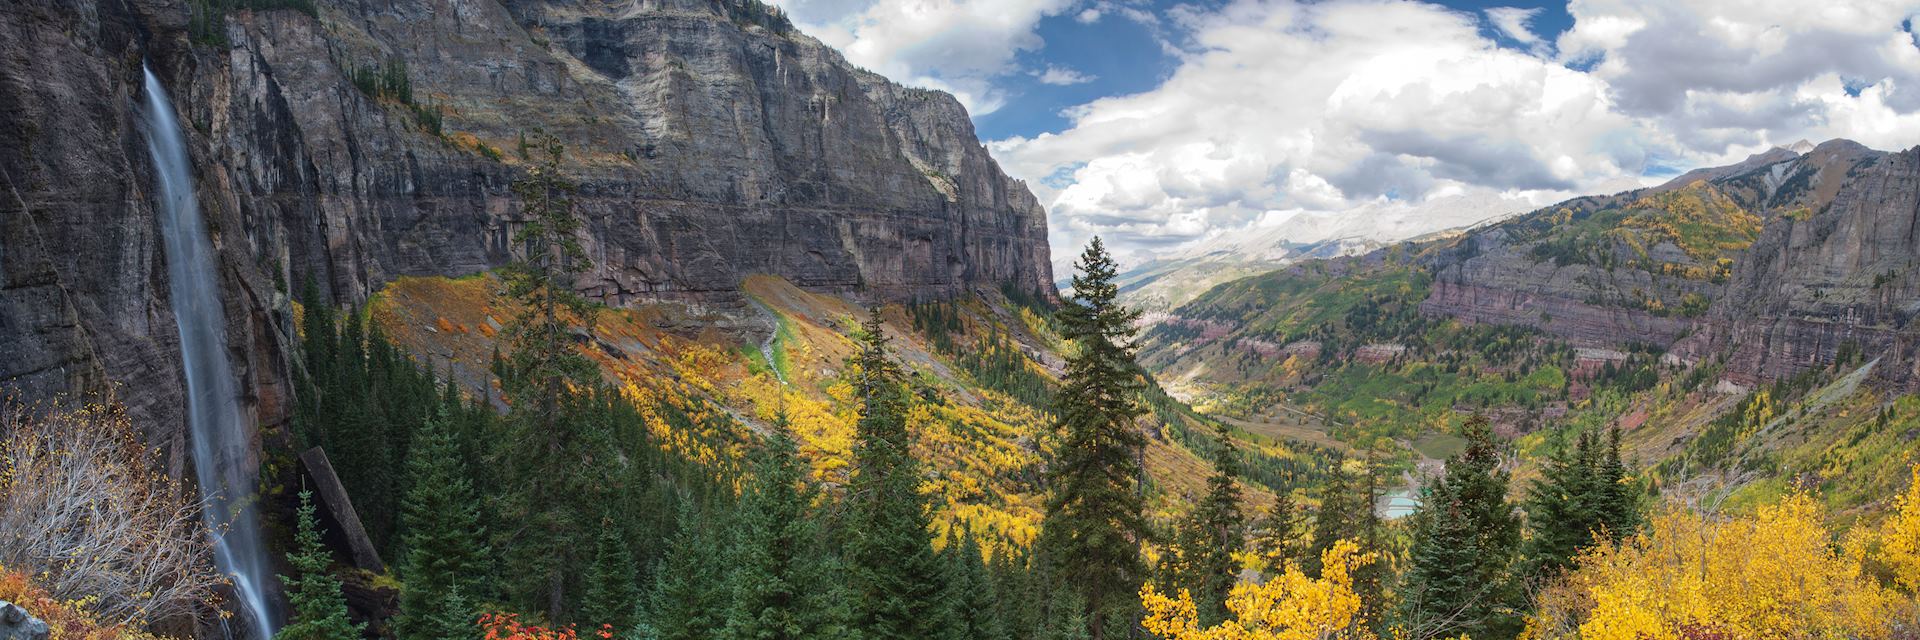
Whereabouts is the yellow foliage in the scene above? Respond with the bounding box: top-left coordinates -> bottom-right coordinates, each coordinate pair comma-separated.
0,568 -> 162,640
1875,465 -> 1920,592
1142,540 -> 1375,640
1524,493 -> 1909,640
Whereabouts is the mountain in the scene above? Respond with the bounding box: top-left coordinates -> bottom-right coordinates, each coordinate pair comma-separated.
1140,138 -> 1920,509
0,0 -> 1052,449
1116,189 -> 1554,310
1,1 -> 1299,620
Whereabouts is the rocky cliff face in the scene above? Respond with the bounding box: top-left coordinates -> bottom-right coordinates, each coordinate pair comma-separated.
1419,193 -> 1702,349
1148,139 -> 1920,394
1677,146 -> 1920,385
1422,140 -> 1912,385
0,0 -> 1051,458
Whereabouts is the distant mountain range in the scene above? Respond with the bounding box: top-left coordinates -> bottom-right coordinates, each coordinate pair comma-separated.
1110,183 -> 1653,311
1136,137 -> 1920,512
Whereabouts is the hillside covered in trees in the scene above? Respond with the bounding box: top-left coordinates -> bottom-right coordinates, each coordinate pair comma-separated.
5,0 -> 1920,639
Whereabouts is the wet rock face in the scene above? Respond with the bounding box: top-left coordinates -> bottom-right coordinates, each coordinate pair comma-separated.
0,0 -> 1051,457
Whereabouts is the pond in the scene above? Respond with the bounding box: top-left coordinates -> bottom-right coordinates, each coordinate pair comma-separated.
1378,488 -> 1422,520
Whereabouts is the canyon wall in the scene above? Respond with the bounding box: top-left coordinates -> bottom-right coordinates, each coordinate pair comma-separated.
0,0 -> 1052,458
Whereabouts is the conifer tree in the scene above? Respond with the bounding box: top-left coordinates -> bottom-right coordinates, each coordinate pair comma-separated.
582,516 -> 640,631
1160,428 -> 1245,626
414,588 -> 473,640
724,424 -> 852,640
277,490 -> 365,640
1399,416 -> 1521,639
650,504 -> 731,640
1038,238 -> 1148,640
500,133 -> 596,436
1307,458 -> 1360,578
991,548 -> 1041,640
1251,486 -> 1301,575
1594,425 -> 1641,540
1522,426 -> 1639,579
326,307 -> 401,553
939,531 -> 1005,640
293,278 -> 337,449
396,410 -> 489,640
498,133 -> 599,618
1352,454 -> 1388,631
846,311 -> 948,639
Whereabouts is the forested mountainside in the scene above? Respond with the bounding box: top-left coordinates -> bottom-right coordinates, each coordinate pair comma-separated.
6,1 -> 1920,640
1143,139 -> 1920,510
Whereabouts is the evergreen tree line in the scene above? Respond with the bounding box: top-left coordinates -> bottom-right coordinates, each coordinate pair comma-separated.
907,301 -> 1056,411
1144,413 -> 1647,640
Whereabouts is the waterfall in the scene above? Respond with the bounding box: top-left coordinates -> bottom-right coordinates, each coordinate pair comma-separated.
141,63 -> 280,640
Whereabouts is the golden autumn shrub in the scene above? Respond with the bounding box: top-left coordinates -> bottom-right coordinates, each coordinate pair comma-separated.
1523,493 -> 1912,640
1871,465 -> 1920,593
1142,540 -> 1375,640
0,568 -> 163,640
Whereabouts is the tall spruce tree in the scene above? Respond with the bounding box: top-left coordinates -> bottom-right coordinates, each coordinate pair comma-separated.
1399,416 -> 1521,639
846,311 -> 947,639
939,531 -> 1006,640
650,503 -> 731,640
581,516 -> 641,631
1307,457 -> 1361,577
991,548 -> 1042,640
1353,454 -> 1388,632
293,278 -> 336,449
497,133 -> 600,618
277,491 -> 365,640
396,409 -> 489,640
1161,428 -> 1246,626
1038,238 -> 1148,640
724,423 -> 853,640
1594,426 -> 1641,541
1523,429 -> 1596,577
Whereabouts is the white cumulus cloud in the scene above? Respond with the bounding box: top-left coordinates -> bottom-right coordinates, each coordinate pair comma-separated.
1485,7 -> 1544,45
1035,64 -> 1098,85
987,0 -> 1920,269
767,0 -> 1079,114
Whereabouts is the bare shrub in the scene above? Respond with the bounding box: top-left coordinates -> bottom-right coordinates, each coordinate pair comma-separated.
0,399 -> 220,629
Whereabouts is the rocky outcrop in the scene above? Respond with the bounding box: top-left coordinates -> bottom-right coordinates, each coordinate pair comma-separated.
1421,225 -> 1701,349
0,601 -> 48,640
0,0 -> 1051,459
1156,138 -> 1920,392
1426,141 -> 1919,387
1416,185 -> 1722,349
1676,147 -> 1920,386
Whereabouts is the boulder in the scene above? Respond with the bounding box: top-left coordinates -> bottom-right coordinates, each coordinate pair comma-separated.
0,601 -> 49,640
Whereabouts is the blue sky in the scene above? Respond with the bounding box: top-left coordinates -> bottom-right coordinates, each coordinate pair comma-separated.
771,0 -> 1920,268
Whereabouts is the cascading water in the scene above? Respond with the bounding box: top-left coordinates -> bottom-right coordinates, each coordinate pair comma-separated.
141,63 -> 280,640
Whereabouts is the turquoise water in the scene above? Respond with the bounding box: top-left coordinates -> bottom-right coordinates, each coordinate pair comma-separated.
1379,488 -> 1421,520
